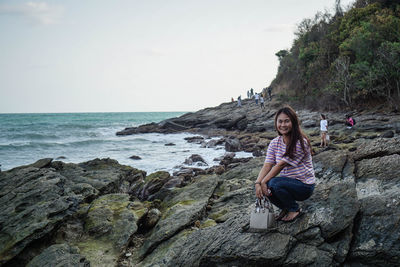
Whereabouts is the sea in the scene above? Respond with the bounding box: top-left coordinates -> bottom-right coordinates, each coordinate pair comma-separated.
0,112 -> 252,174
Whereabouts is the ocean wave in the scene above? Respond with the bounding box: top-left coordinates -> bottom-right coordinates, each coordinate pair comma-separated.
5,133 -> 60,141
0,142 -> 67,150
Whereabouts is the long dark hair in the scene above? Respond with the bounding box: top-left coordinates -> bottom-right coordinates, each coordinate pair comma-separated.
274,106 -> 312,159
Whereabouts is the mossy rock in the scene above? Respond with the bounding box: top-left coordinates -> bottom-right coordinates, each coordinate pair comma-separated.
200,219 -> 217,229
145,171 -> 170,183
77,194 -> 141,266
161,200 -> 197,220
208,209 -> 229,222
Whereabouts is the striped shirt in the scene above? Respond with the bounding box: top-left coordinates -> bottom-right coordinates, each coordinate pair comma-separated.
265,136 -> 315,184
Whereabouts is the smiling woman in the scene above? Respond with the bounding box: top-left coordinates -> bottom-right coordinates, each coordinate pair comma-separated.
254,105 -> 315,223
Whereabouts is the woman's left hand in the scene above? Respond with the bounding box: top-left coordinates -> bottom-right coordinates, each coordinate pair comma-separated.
260,182 -> 269,196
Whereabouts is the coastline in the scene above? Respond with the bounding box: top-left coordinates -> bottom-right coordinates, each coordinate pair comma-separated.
1,100 -> 400,266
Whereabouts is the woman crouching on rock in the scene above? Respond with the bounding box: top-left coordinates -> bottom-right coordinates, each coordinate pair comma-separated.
255,105 -> 315,222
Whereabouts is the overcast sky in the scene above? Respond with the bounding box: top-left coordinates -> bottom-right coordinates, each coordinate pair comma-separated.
0,0 -> 354,113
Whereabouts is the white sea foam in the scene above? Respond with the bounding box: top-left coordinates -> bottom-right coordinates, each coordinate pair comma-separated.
0,112 -> 254,174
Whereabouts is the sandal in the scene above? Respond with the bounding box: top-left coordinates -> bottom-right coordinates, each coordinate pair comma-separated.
281,209 -> 304,223
275,209 -> 288,221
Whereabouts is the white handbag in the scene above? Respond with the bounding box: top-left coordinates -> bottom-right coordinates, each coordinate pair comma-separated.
249,197 -> 276,231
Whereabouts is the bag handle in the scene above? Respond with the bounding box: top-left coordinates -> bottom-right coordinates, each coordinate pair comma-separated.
255,197 -> 274,212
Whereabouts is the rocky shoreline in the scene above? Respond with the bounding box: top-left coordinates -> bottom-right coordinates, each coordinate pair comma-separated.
1,99 -> 400,266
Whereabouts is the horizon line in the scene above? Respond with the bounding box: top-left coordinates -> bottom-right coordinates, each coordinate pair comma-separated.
0,111 -> 192,115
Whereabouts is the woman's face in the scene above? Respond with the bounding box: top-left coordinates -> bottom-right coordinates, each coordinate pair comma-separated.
277,112 -> 292,136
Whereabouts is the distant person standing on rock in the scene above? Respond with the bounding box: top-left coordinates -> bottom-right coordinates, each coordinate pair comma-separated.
260,95 -> 265,110
250,88 -> 254,97
254,93 -> 260,105
254,105 -> 315,222
320,114 -> 328,147
268,87 -> 272,101
237,95 -> 242,107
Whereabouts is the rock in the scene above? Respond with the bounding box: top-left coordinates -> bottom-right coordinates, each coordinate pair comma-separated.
79,193 -> 143,266
184,136 -> 204,144
302,119 -> 317,128
381,130 -> 394,138
51,158 -> 147,194
252,149 -> 263,157
160,120 -> 189,131
201,139 -> 219,148
134,151 -> 361,266
116,122 -> 160,135
56,156 -> 67,160
142,209 -> 162,229
236,117 -> 248,130
184,154 -> 208,166
225,138 -> 241,152
130,171 -> 172,201
346,137 -> 400,265
26,244 -> 89,267
213,165 -> 225,175
137,174 -> 219,259
351,137 -> 400,161
130,155 -> 142,160
165,143 -> 176,146
0,158 -> 146,266
30,158 -> 53,168
0,167 -> 81,266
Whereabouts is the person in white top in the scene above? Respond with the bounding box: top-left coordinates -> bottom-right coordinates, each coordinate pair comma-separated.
320,114 -> 328,147
254,93 -> 260,105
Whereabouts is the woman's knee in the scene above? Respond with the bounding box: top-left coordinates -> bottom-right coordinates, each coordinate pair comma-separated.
267,177 -> 279,189
267,177 -> 286,192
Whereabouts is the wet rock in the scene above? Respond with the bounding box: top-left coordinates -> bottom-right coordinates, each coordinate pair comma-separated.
201,139 -> 219,148
225,138 -> 241,152
165,143 -> 176,146
184,154 -> 208,166
252,149 -> 263,157
184,136 -> 204,144
130,155 -> 142,160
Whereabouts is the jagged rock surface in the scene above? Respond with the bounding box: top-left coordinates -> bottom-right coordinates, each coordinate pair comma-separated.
2,102 -> 400,266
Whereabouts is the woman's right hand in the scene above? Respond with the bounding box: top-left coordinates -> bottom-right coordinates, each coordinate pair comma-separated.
255,183 -> 264,199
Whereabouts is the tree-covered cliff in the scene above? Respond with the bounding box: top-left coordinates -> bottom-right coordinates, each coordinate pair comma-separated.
271,0 -> 400,110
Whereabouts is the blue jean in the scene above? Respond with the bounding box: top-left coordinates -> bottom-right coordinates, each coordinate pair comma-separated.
267,177 -> 315,212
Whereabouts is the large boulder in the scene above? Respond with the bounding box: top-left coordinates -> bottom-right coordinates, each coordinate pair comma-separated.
134,154 -> 360,266
0,158 -> 147,266
0,165 -> 81,266
346,137 -> 400,265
